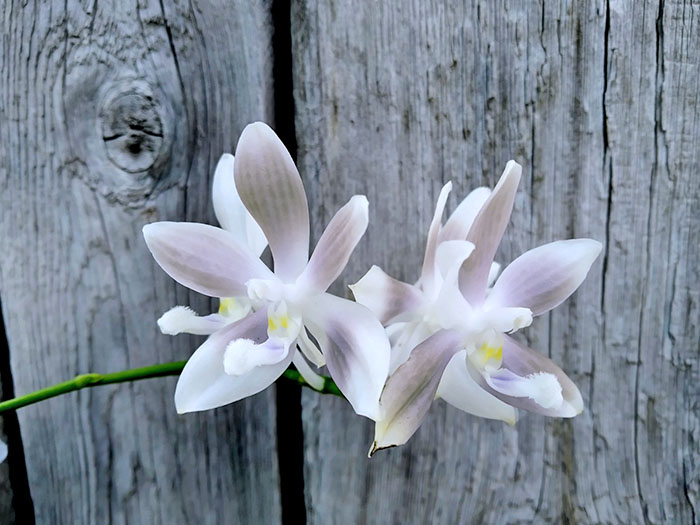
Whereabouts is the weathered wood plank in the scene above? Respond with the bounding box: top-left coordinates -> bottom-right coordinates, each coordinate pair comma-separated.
0,0 -> 281,523
292,0 -> 699,523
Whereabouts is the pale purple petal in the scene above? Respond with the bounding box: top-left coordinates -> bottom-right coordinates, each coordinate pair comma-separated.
459,161 -> 521,305
303,293 -> 390,420
296,195 -> 369,294
487,239 -> 602,316
233,122 -> 310,281
419,182 -> 452,296
439,186 -> 491,242
157,306 -> 228,336
143,222 -> 274,298
475,335 -> 583,417
371,329 -> 464,455
436,350 -> 517,424
174,310 -> 293,413
350,266 -> 423,325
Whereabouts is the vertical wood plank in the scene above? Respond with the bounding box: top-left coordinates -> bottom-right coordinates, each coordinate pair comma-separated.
292,0 -> 699,523
0,0 -> 281,523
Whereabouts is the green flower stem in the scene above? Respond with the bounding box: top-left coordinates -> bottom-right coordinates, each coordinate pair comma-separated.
0,361 -> 343,414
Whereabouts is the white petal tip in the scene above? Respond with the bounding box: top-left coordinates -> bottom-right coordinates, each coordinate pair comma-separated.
350,194 -> 369,208
505,160 -> 522,172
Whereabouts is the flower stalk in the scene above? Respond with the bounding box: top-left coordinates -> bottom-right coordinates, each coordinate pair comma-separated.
0,362 -> 343,414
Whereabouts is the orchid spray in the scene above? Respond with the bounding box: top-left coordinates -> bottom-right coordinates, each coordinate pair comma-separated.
0,125 -> 601,460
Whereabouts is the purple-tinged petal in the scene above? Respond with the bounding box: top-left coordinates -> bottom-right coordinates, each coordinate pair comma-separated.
143,222 -> 274,298
419,182 -> 452,296
439,186 -> 491,242
437,351 -> 517,424
174,310 -> 293,413
486,239 -> 602,316
371,329 -> 464,455
233,122 -> 310,281
459,161 -> 521,305
158,306 -> 228,336
475,335 -> 583,417
303,293 -> 390,420
350,266 -> 423,325
296,195 -> 369,294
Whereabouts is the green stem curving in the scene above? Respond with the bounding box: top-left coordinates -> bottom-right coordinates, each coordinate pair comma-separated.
0,361 -> 343,413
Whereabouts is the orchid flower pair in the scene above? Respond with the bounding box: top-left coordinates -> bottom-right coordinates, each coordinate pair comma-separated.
143,122 -> 600,454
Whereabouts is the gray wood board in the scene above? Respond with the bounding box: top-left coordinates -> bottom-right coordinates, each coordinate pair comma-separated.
0,0 -> 281,523
292,0 -> 699,523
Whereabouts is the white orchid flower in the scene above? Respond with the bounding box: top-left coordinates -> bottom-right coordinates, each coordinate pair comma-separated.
352,161 -> 602,453
144,122 -> 390,419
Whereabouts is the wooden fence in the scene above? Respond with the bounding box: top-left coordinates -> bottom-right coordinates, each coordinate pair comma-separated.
0,0 -> 697,523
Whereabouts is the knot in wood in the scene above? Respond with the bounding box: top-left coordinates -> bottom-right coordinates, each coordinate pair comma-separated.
100,92 -> 164,173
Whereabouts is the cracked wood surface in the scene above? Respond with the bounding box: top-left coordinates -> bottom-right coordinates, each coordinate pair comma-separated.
293,0 -> 699,523
0,0 -> 281,523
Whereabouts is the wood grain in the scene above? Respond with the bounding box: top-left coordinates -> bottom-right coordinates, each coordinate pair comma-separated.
0,0 -> 281,523
292,0 -> 699,523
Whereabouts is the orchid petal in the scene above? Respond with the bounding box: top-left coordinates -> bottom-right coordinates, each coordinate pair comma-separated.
245,215 -> 268,257
487,262 -> 501,287
157,306 -> 228,336
292,352 -> 325,390
459,161 -> 522,305
476,335 -> 583,417
0,440 -> 7,463
434,241 -> 475,330
350,266 -> 423,325
212,154 -> 245,238
371,329 -> 464,455
143,222 -> 273,297
296,195 -> 369,294
303,293 -> 390,420
439,186 -> 491,242
389,320 -> 433,374
233,122 -> 310,281
297,327 -> 326,367
174,310 -> 293,413
437,351 -> 517,424
487,239 -> 602,316
435,240 -> 475,282
212,154 -> 268,257
419,182 -> 452,296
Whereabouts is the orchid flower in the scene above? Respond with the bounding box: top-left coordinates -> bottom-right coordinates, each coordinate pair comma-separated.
352,161 -> 602,453
144,122 -> 390,419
